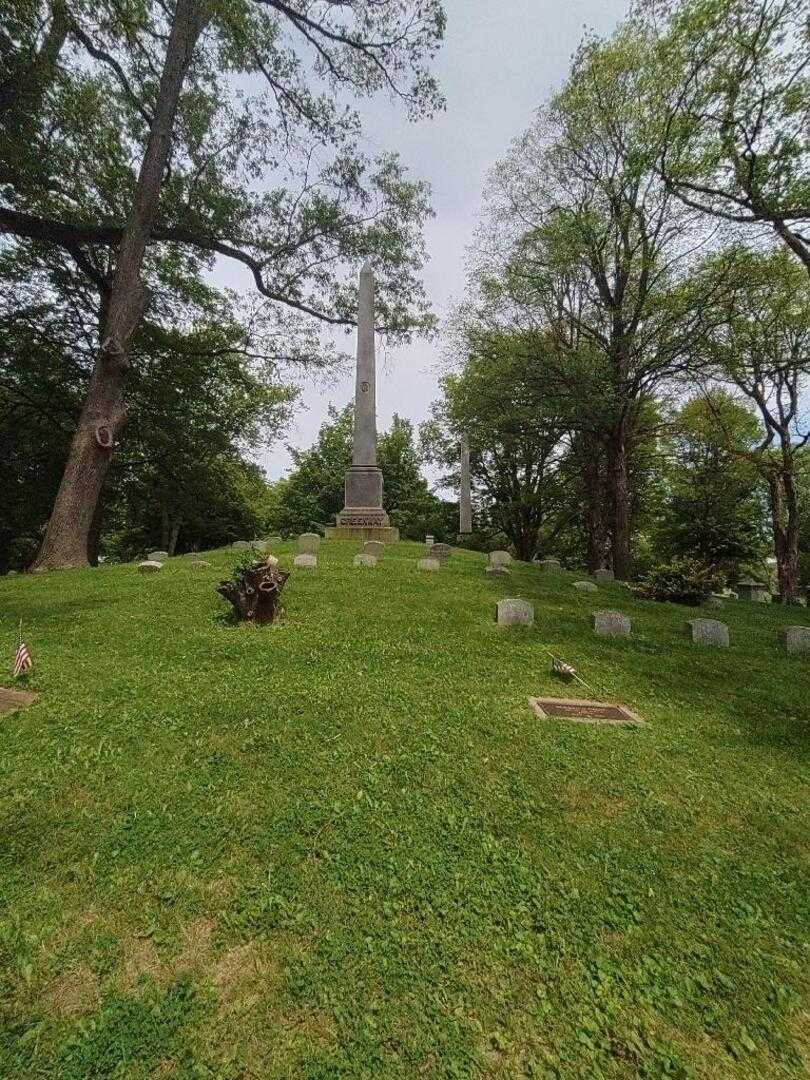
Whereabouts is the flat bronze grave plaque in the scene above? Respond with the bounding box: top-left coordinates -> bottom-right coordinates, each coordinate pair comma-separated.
0,687 -> 38,716
530,697 -> 645,726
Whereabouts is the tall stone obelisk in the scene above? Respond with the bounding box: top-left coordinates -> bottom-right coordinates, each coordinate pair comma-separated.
328,261 -> 399,542
459,434 -> 472,535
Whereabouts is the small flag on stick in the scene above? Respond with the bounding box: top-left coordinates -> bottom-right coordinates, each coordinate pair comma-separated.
13,622 -> 32,679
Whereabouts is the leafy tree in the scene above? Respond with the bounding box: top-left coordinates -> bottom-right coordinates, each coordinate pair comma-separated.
268,406 -> 448,540
1,0 -> 445,567
652,0 -> 810,276
698,248 -> 810,601
422,333 -> 572,561
479,24 -> 703,577
656,393 -> 768,575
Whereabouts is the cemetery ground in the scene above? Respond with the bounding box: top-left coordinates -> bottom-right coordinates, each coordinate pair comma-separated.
0,543 -> 808,1079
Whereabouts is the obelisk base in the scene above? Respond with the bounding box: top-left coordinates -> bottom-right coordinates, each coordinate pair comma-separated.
327,466 -> 399,542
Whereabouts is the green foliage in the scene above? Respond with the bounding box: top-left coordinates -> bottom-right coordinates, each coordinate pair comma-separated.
634,555 -> 721,606
267,407 -> 448,540
655,394 -> 768,574
0,545 -> 807,1075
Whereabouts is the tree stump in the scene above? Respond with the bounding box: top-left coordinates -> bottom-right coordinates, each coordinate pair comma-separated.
217,563 -> 290,624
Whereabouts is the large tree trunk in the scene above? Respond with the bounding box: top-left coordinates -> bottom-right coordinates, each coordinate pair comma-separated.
768,471 -> 801,604
607,417 -> 632,581
32,0 -> 207,570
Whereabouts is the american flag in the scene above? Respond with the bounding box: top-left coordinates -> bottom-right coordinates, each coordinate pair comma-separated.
13,640 -> 32,679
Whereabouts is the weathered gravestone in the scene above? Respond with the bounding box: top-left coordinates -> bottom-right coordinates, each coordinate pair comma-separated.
592,610 -> 631,638
363,541 -> 384,558
138,560 -> 163,574
685,618 -> 729,647
0,687 -> 38,716
354,554 -> 377,568
538,557 -> 562,573
573,580 -> 598,593
147,550 -> 168,562
431,543 -> 451,560
425,534 -> 435,547
496,598 -> 534,627
417,558 -> 441,572
486,565 -> 510,577
593,568 -> 614,582
489,551 -> 512,568
297,533 -> 321,555
293,553 -> 317,569
737,580 -> 770,603
778,626 -> 810,654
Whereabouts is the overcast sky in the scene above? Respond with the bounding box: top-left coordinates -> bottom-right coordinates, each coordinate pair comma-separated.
219,0 -> 630,486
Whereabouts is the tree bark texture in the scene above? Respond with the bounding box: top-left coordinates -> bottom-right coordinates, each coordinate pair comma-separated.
32,0 -> 208,569
217,564 -> 290,625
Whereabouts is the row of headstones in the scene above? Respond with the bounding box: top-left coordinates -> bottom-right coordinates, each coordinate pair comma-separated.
138,550 -> 212,573
494,600 -> 810,653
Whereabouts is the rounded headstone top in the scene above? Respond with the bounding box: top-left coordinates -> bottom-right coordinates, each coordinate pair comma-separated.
297,533 -> 321,554
138,560 -> 163,574
147,550 -> 168,561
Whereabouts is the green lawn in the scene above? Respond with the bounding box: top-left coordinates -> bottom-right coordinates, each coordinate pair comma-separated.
1,541 -> 808,1078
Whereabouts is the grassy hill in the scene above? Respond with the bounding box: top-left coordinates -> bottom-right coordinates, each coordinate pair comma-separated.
1,541 -> 808,1078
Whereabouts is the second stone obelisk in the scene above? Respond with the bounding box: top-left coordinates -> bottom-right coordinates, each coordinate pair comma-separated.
330,261 -> 399,542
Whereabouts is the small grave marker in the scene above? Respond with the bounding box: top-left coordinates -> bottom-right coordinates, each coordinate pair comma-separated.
538,557 -> 562,572
417,558 -> 440,572
778,626 -> 810,654
685,618 -> 729,647
138,560 -> 163,574
573,581 -> 598,593
354,554 -> 377,568
297,533 -> 321,555
0,687 -> 38,716
530,697 -> 645,726
294,554 -> 317,569
592,610 -> 631,638
496,598 -> 534,626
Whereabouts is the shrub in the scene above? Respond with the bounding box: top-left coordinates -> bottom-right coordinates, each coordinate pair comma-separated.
633,557 -> 721,606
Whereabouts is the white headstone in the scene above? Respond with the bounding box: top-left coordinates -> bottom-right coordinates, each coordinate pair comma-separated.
354,554 -> 377,567
294,553 -> 317,569
573,581 -> 598,593
138,560 -> 163,574
685,618 -> 729,647
363,541 -> 384,557
297,533 -> 321,555
496,598 -> 534,627
778,626 -> 810,653
417,558 -> 441,571
147,550 -> 168,561
489,550 -> 512,568
592,610 -> 631,638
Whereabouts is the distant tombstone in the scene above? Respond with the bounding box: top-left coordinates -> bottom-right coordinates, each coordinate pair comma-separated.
417,558 -> 441,572
354,554 -> 377,568
138,560 -> 163,574
489,550 -> 512,568
431,543 -> 451,560
496,598 -> 534,627
573,580 -> 598,593
293,553 -> 317,569
592,610 -> 631,638
538,557 -> 562,573
737,579 -> 770,603
297,533 -> 321,555
778,626 -> 810,654
685,618 -> 729,647
593,568 -> 614,582
363,541 -> 384,558
425,534 -> 435,547
231,540 -> 251,551
486,565 -> 510,577
189,559 -> 211,570
147,550 -> 168,561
